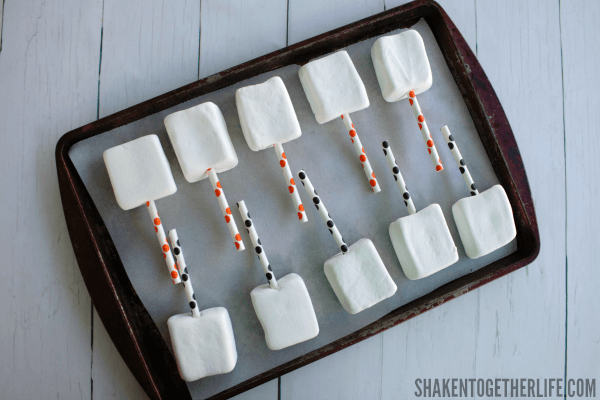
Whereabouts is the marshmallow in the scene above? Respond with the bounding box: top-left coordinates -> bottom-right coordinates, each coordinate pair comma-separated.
452,184 -> 517,259
389,204 -> 458,280
236,76 -> 301,151
371,30 -> 433,102
324,238 -> 397,314
164,102 -> 238,183
298,51 -> 370,124
103,135 -> 177,210
251,273 -> 319,351
167,307 -> 237,382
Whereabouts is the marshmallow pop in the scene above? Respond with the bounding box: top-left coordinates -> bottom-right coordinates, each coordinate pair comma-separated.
440,126 -> 517,258
371,30 -> 444,172
381,140 -> 458,280
166,230 -> 238,382
297,170 -> 396,314
236,77 -> 308,222
298,51 -> 381,193
237,201 -> 319,350
164,102 -> 245,252
103,135 -> 181,284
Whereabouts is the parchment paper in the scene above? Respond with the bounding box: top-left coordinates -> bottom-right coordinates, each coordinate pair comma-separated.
69,20 -> 516,399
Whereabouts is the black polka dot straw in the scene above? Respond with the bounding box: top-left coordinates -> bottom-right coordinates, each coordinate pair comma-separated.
237,201 -> 279,289
341,113 -> 381,193
273,143 -> 308,223
380,142 -> 417,215
168,229 -> 200,318
440,126 -> 479,196
147,200 -> 181,284
297,170 -> 349,254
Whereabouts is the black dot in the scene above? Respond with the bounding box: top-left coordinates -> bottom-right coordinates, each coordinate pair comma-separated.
268,265 -> 272,271
313,197 -> 320,204
327,220 -> 334,228
382,140 -> 389,148
177,240 -> 180,246
342,237 -> 346,243
383,149 -> 387,156
392,166 -> 399,174
471,183 -> 476,191
298,171 -> 306,180
193,293 -> 196,300
460,167 -> 465,174
301,181 -> 305,187
184,267 -> 188,273
315,205 -> 319,210
329,229 -> 333,234
173,247 -> 180,255
404,200 -> 408,206
405,185 -> 408,190
247,212 -> 251,219
246,228 -> 250,233
403,192 -> 410,200
341,245 -> 348,253
182,282 -> 185,288
245,220 -> 252,227
394,175 -> 398,181
328,213 -> 331,218
266,273 -> 273,280
258,238 -> 262,245
189,301 -> 196,309
255,246 -> 262,254
182,274 -> 189,282
257,255 -> 260,260
448,142 -> 454,150
460,159 -> 465,166
449,135 -> 454,141
314,189 -> 318,195
471,191 -> 477,196
236,202 -> 239,207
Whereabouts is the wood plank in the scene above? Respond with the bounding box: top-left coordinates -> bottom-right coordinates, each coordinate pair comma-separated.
562,0 -> 600,383
0,0 -> 102,398
199,0 -> 288,78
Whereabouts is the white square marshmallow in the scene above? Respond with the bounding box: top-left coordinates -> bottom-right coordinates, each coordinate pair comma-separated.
389,204 -> 458,280
251,273 -> 319,350
235,76 -> 301,151
167,307 -> 237,382
164,102 -> 238,183
452,184 -> 517,259
371,30 -> 433,102
103,135 -> 177,210
298,51 -> 370,124
324,238 -> 397,314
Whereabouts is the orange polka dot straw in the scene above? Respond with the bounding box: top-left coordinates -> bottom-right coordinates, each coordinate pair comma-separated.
237,201 -> 279,289
147,200 -> 181,284
207,168 -> 245,251
274,143 -> 308,222
169,229 -> 200,318
381,141 -> 417,215
440,126 -> 478,196
341,114 -> 381,193
408,91 -> 443,172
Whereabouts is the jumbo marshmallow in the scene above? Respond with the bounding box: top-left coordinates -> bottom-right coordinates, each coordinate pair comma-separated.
236,77 -> 307,222
237,201 -> 318,350
164,102 -> 245,251
166,231 -> 237,382
298,51 -> 381,192
382,141 -> 458,280
440,126 -> 517,259
297,170 -> 396,314
103,135 -> 181,283
371,30 -> 443,171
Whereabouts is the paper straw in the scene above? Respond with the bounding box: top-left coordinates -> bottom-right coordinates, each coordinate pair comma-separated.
297,170 -> 349,254
341,113 -> 381,193
147,200 -> 181,284
207,168 -> 245,251
237,201 -> 278,289
169,230 -> 200,318
273,143 -> 308,222
407,91 -> 444,172
440,125 -> 478,196
381,141 -> 417,215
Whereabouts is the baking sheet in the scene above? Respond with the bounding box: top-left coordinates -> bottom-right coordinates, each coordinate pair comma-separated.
69,19 -> 516,399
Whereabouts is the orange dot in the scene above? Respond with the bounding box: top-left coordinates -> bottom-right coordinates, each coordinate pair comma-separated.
359,155 -> 366,162
371,172 -> 376,178
297,212 -> 303,220
427,140 -> 434,147
163,253 -> 166,259
146,201 -> 150,207
418,123 -> 422,130
207,168 -> 212,171
215,189 -> 221,197
225,215 -> 231,223
428,148 -> 431,154
174,262 -> 178,270
288,186 -> 294,193
349,129 -> 357,137
370,179 -> 377,187
436,165 -> 443,172
409,90 -> 416,98
418,115 -> 424,122
171,271 -> 178,279
290,178 -> 295,185
235,242 -> 240,250
280,160 -> 286,168
226,207 -> 232,215
361,163 -> 364,168
361,147 -> 365,154
341,115 -> 344,119
409,99 -> 413,106
216,181 -> 222,188
351,138 -> 354,144
352,123 -> 355,128
154,218 -> 161,225
282,152 -> 287,159
162,244 -> 169,252
299,204 -> 304,211
154,227 -> 158,233
235,234 -> 241,241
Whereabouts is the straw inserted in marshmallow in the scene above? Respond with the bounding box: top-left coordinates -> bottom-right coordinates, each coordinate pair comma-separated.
169,230 -> 200,318
274,144 -> 307,222
381,141 -> 416,215
237,201 -> 278,289
297,170 -> 349,254
147,200 -> 181,284
341,114 -> 381,193
440,126 -> 478,196
407,91 -> 443,172
207,168 -> 245,251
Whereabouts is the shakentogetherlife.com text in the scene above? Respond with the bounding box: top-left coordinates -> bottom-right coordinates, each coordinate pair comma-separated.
414,378 -> 596,398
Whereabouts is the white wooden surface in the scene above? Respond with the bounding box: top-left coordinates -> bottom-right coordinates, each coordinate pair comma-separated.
0,0 -> 596,399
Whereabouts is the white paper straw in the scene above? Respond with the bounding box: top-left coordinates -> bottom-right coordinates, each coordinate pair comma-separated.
169,230 -> 200,318
408,91 -> 444,172
341,113 -> 381,193
440,125 -> 479,196
274,143 -> 308,222
147,200 -> 181,284
207,168 -> 245,251
297,170 -> 349,254
381,141 -> 417,215
237,201 -> 278,289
